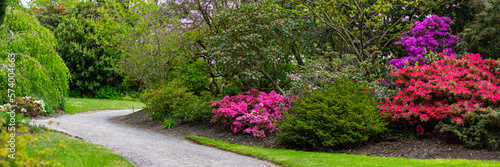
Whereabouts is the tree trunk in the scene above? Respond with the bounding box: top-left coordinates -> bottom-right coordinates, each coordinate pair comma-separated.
260,68 -> 285,95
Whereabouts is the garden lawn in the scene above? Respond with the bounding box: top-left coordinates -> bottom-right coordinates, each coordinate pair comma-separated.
64,98 -> 145,114
187,135 -> 500,167
26,132 -> 133,167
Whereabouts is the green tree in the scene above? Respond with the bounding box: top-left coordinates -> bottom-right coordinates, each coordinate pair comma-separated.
101,0 -> 196,90
0,8 -> 70,112
33,3 -> 68,32
457,0 -> 500,59
54,1 -> 123,96
204,2 -> 297,95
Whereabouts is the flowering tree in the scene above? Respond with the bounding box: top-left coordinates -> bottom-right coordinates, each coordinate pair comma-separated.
204,2 -> 297,95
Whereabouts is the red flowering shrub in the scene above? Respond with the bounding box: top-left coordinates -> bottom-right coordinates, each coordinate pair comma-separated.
379,53 -> 500,135
210,89 -> 294,137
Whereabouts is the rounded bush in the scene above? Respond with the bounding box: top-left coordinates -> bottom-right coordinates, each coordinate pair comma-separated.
140,82 -> 213,124
211,89 -> 294,137
277,79 -> 387,150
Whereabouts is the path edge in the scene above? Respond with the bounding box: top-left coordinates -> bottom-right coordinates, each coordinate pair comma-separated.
185,135 -> 285,167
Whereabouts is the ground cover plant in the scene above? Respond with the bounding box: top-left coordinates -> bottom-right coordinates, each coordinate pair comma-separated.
26,132 -> 134,167
0,103 -> 61,166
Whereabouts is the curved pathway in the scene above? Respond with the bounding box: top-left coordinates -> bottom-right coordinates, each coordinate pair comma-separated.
32,109 -> 277,167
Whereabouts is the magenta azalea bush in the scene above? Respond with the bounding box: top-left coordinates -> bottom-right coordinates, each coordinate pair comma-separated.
210,89 -> 294,137
391,15 -> 459,69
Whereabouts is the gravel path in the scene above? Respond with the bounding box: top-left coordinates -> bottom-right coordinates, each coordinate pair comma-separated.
32,109 -> 277,167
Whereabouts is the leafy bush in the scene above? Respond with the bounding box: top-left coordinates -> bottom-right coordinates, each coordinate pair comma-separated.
140,82 -> 213,125
0,104 -> 61,166
9,97 -> 47,117
380,53 -> 500,135
391,15 -> 459,69
436,107 -> 500,150
0,121 -> 61,166
211,89 -> 294,137
277,78 -> 387,150
94,87 -> 121,99
0,104 -> 30,128
170,60 -> 211,96
457,0 -> 500,59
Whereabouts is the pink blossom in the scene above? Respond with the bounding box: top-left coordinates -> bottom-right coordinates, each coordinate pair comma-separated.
211,89 -> 295,137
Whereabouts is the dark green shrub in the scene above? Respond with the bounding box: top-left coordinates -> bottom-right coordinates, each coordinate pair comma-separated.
140,82 -> 215,125
170,60 -> 211,96
436,107 -> 500,150
457,0 -> 500,59
277,78 -> 387,150
94,87 -> 121,99
0,0 -> 6,26
171,91 -> 218,124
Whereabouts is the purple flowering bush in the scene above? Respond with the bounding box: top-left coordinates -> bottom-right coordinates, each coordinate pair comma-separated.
210,89 -> 294,137
390,15 -> 459,69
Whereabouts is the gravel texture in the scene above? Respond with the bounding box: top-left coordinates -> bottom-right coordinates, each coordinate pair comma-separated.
32,109 -> 277,167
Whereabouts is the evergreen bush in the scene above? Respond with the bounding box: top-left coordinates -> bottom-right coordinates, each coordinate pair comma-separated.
277,78 -> 387,150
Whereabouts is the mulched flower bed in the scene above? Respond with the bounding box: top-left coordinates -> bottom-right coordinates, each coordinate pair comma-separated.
110,110 -> 500,162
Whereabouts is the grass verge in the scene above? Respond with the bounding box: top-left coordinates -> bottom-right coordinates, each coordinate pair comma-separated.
26,132 -> 134,167
186,135 -> 500,167
64,98 -> 145,114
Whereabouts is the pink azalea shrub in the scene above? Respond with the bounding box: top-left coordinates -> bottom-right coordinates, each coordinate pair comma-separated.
210,89 -> 294,137
379,53 -> 500,135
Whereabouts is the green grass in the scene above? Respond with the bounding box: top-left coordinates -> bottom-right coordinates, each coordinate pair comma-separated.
26,132 -> 134,167
63,98 -> 145,114
186,135 -> 500,167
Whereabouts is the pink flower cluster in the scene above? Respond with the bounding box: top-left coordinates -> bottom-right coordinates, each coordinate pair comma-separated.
380,53 -> 500,135
211,89 -> 294,137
